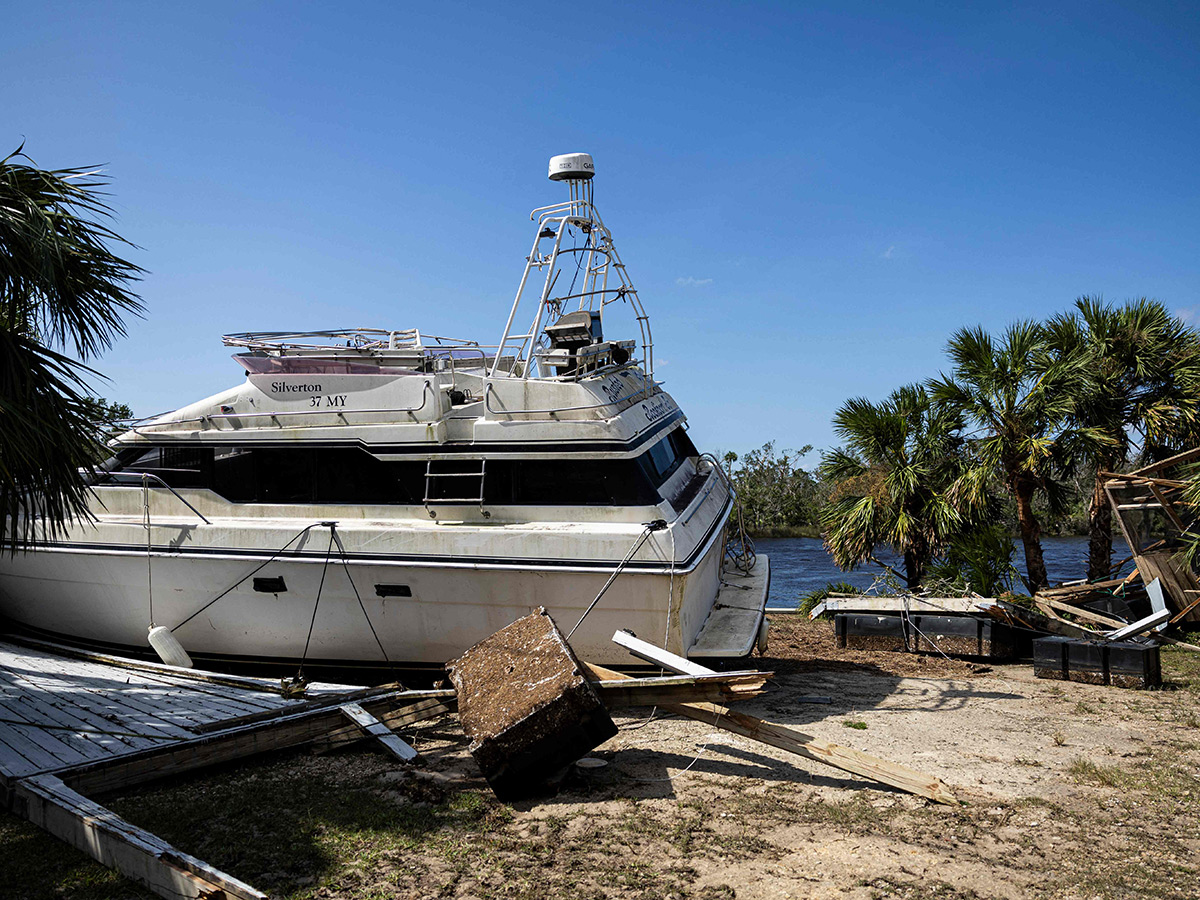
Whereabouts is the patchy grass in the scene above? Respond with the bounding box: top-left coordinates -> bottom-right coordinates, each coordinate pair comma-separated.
1067,757 -> 1130,787
843,720 -> 869,730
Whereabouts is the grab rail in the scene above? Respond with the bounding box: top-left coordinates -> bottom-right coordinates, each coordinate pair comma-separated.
137,473 -> 212,524
483,380 -> 657,418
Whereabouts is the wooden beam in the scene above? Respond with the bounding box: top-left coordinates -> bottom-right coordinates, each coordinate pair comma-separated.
1129,446 -> 1200,477
13,773 -> 266,900
1147,483 -> 1188,533
339,703 -> 418,762
1037,597 -> 1128,629
593,672 -> 770,708
584,662 -> 956,805
986,601 -> 1104,640
1038,578 -> 1129,598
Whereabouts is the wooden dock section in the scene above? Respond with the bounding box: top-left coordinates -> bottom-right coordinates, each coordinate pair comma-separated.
0,635 -> 416,900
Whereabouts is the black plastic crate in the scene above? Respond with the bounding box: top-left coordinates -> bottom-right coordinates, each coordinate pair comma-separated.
1032,637 -> 1161,689
1033,636 -> 1071,680
834,614 -> 908,651
908,614 -> 1017,659
1106,641 -> 1161,689
1066,640 -> 1108,685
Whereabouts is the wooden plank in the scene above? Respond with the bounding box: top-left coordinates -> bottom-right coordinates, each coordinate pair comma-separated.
809,596 -> 997,615
0,663 -> 193,743
584,663 -> 957,806
1038,598 -> 1128,629
1039,578 -> 1129,597
13,773 -> 266,900
1129,446 -> 1200,477
0,697 -> 114,764
339,703 -> 419,762
594,673 -> 770,708
55,690 -> 423,796
986,602 -> 1103,640
613,629 -> 713,675
1169,592 -> 1200,625
1147,484 -> 1188,532
194,686 -> 451,734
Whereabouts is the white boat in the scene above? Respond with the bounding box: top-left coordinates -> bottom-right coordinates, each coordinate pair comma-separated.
0,153 -> 769,672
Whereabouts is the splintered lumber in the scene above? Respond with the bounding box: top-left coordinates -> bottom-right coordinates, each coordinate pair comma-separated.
584,662 -> 957,805
191,682 -> 422,733
1037,597 -> 1129,630
1038,578 -> 1130,599
448,609 -> 617,800
593,671 -> 771,707
605,635 -> 958,804
14,773 -> 265,900
987,600 -> 1104,640
339,703 -> 419,762
313,698 -> 454,753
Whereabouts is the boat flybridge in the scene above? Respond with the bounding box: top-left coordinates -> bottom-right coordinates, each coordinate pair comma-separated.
0,153 -> 770,674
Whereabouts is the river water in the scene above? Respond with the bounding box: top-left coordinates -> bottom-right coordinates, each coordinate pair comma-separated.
756,536 -> 1108,608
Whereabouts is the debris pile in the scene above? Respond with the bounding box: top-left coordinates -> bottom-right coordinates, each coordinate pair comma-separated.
808,449 -> 1200,688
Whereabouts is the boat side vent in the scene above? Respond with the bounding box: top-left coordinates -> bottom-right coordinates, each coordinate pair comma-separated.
253,576 -> 287,594
374,584 -> 413,598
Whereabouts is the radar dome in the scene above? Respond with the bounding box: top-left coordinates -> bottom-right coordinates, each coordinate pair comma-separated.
548,152 -> 595,181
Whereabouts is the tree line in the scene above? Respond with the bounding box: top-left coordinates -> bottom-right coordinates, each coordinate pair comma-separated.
724,300 -> 1200,594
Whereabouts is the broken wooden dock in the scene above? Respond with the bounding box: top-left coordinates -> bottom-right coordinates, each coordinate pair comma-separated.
0,635 -> 412,900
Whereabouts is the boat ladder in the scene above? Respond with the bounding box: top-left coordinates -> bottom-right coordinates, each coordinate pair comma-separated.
423,459 -> 490,519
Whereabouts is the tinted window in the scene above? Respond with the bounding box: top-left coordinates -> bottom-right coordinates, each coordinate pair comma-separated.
101,446 -> 662,507
638,428 -> 697,486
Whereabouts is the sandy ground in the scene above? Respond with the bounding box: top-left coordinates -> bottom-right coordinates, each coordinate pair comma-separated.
5,616 -> 1200,900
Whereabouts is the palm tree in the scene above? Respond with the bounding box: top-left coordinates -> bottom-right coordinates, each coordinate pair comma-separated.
1044,297 -> 1200,581
819,384 -> 977,590
931,321 -> 1103,592
1,144 -> 144,552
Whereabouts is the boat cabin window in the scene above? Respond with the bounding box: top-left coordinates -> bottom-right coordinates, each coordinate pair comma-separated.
100,444 -> 679,507
637,428 -> 697,486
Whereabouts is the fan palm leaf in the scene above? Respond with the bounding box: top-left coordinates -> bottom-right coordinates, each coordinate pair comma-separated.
0,145 -> 144,553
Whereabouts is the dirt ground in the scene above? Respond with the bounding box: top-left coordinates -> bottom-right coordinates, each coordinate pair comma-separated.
4,615 -> 1200,900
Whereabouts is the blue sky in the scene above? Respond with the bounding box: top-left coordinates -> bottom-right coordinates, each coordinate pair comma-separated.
5,2 -> 1198,462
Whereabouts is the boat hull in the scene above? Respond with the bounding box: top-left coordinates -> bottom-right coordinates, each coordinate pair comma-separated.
0,524 -> 732,669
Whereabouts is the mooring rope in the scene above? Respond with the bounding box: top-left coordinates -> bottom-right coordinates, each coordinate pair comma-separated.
329,523 -> 395,673
297,528 -> 337,679
142,475 -> 154,627
170,523 -> 324,634
566,519 -> 667,641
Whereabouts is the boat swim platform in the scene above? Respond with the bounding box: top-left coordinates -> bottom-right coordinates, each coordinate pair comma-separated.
0,634 -> 441,900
